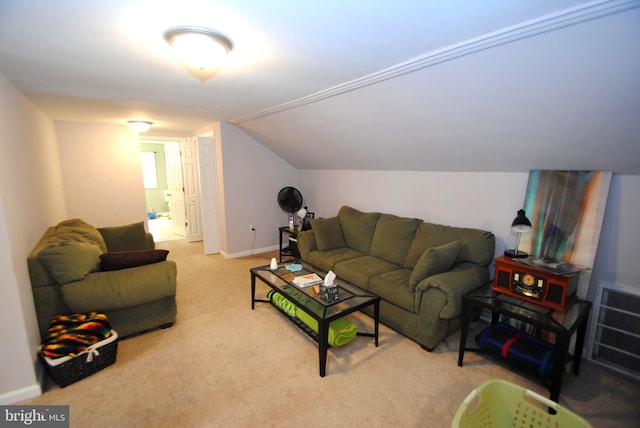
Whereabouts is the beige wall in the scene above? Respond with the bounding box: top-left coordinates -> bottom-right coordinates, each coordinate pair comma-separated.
0,73 -> 66,403
55,122 -> 148,228
216,122 -> 299,257
0,78 -> 152,403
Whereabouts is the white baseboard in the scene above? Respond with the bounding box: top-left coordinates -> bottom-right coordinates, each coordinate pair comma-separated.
0,360 -> 45,405
0,383 -> 42,405
225,245 -> 279,259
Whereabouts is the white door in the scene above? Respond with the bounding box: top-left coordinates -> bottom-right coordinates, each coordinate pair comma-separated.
164,143 -> 187,237
196,134 -> 220,254
181,137 -> 204,242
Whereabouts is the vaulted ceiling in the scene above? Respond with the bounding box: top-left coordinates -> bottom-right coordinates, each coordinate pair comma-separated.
1,0 -> 639,173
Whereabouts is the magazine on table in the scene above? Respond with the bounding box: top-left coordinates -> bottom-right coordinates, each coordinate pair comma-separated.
292,273 -> 323,287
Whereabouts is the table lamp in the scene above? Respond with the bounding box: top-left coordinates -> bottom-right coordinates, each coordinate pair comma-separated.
297,206 -> 313,231
504,209 -> 532,258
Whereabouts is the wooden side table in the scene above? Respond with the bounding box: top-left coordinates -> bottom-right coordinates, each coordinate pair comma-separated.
458,283 -> 592,403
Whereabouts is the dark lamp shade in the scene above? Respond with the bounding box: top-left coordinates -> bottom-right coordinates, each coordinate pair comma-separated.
505,209 -> 532,258
511,209 -> 532,233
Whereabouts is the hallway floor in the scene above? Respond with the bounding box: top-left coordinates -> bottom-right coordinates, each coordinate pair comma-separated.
148,215 -> 185,242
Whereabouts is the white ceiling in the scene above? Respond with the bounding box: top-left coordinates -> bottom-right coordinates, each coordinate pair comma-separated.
1,0 -> 639,173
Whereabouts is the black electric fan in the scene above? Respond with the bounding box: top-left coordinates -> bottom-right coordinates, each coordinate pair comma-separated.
277,186 -> 303,215
277,186 -> 304,258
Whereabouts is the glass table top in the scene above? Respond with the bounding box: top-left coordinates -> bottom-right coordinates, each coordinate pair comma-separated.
251,260 -> 378,320
466,284 -> 592,333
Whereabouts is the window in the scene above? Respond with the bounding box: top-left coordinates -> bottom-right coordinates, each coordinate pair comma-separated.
141,152 -> 158,188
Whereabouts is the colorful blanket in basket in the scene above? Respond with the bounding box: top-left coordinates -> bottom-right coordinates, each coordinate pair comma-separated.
41,312 -> 112,358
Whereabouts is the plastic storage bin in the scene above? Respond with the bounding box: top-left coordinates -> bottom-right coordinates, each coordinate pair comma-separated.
452,379 -> 591,428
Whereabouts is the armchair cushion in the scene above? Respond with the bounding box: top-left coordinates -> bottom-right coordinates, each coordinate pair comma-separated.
98,222 -> 151,252
61,261 -> 177,312
409,240 -> 461,290
51,219 -> 107,253
39,241 -> 102,283
100,250 -> 169,271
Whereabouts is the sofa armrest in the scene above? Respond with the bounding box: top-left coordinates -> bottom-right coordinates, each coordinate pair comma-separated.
415,262 -> 489,319
297,230 -> 316,261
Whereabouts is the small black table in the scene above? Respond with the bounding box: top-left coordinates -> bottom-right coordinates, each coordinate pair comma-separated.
278,226 -> 299,262
458,284 -> 592,403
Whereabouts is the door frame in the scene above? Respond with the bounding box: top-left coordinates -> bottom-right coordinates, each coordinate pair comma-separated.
140,135 -> 220,254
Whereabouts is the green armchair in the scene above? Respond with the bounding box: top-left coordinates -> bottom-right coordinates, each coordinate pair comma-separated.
28,219 -> 177,339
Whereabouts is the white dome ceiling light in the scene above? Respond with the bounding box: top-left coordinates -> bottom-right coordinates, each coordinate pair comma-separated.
164,26 -> 233,79
127,120 -> 154,133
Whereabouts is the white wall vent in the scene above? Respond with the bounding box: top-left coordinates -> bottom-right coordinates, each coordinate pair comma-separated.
587,281 -> 640,380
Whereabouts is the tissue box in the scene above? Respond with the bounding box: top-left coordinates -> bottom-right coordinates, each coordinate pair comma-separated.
320,285 -> 339,302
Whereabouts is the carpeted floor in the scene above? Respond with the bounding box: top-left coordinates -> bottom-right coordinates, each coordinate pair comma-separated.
21,240 -> 640,427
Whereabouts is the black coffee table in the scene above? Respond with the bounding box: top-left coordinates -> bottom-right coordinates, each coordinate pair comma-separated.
251,260 -> 380,377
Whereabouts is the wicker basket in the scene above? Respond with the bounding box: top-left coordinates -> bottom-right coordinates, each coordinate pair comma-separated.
39,330 -> 119,388
452,379 -> 591,428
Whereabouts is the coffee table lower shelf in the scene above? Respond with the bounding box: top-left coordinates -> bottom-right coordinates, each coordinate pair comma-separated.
268,301 -> 377,345
251,263 -> 380,377
270,301 -> 323,343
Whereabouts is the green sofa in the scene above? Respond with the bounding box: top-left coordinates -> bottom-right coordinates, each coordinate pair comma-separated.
297,206 -> 495,350
28,219 -> 177,339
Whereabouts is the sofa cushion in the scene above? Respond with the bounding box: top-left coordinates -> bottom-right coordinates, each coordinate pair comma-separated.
455,229 -> 495,266
409,240 -> 461,290
307,248 -> 363,272
61,261 -> 177,312
333,255 -> 400,290
369,269 -> 415,313
370,214 -> 421,265
338,206 -> 380,254
39,241 -> 102,284
309,216 -> 346,251
405,222 -> 494,268
98,222 -> 151,252
100,250 -> 169,271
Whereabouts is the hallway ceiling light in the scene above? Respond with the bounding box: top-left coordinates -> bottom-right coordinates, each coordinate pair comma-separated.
128,120 -> 153,133
164,26 -> 233,71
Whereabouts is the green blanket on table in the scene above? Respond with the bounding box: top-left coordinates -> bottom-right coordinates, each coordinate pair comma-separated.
295,308 -> 359,347
266,290 -> 297,317
267,291 -> 358,347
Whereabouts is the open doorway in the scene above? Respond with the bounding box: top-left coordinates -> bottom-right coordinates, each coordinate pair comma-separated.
140,139 -> 187,243
139,135 -> 216,253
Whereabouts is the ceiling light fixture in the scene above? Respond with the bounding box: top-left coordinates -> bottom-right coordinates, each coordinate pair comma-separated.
127,120 -> 154,133
163,26 -> 233,71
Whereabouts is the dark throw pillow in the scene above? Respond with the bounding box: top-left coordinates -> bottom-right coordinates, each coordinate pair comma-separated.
100,250 -> 169,271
